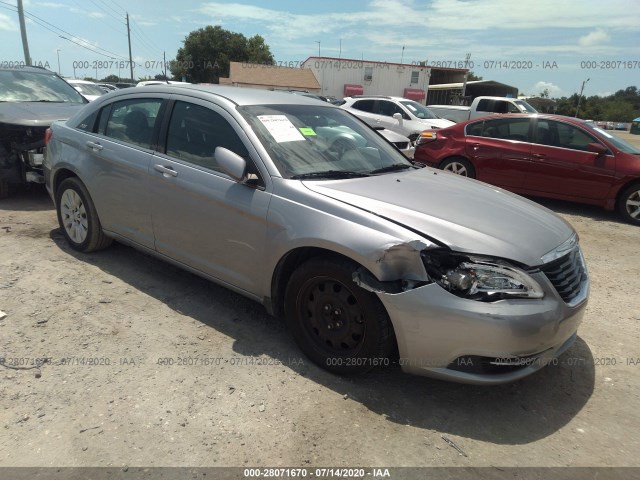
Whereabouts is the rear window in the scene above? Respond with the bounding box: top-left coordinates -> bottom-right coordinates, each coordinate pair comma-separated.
466,118 -> 530,141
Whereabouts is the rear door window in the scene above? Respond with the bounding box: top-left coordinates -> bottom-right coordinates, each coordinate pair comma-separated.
101,98 -> 163,149
466,117 -> 530,141
351,100 -> 375,113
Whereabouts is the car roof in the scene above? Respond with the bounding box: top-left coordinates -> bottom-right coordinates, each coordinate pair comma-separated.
66,79 -> 96,84
464,113 -> 589,127
98,84 -> 335,107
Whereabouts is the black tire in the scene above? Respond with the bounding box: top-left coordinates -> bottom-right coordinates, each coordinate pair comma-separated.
440,157 -> 476,178
617,182 -> 640,225
56,177 -> 112,252
284,256 -> 394,374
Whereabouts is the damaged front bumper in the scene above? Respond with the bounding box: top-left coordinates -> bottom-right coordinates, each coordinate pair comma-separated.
0,125 -> 47,185
375,271 -> 587,385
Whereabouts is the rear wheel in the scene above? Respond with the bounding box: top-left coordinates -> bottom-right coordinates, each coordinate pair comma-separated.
284,257 -> 394,374
440,157 -> 476,178
617,183 -> 640,225
56,177 -> 112,252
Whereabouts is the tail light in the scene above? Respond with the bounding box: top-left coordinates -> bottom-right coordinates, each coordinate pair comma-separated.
416,131 -> 437,145
44,128 -> 53,146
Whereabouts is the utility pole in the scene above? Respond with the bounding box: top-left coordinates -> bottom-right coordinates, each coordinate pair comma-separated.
126,13 -> 134,82
316,41 -> 321,57
56,49 -> 61,74
17,0 -> 31,65
575,78 -> 590,118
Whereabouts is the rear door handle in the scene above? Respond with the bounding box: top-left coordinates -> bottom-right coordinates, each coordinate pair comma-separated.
86,141 -> 103,151
532,153 -> 546,159
154,164 -> 178,177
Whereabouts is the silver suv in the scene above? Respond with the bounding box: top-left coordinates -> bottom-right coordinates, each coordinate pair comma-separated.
341,95 -> 455,142
44,85 -> 588,384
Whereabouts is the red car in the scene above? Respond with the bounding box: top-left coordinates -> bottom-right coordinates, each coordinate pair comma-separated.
413,114 -> 640,225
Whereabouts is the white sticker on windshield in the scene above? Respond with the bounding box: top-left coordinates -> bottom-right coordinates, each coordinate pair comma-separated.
258,115 -> 305,143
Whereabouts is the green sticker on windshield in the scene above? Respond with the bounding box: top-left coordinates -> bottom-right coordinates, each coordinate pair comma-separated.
299,127 -> 317,136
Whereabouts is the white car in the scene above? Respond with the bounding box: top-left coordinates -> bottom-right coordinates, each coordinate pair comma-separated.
65,79 -> 107,101
341,95 -> 454,143
136,80 -> 191,87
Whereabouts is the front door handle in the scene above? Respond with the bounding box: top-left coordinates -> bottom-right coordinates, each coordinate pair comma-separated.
86,141 -> 103,151
154,164 -> 178,177
532,153 -> 547,159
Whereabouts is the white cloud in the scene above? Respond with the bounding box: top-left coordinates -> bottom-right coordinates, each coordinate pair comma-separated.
88,12 -> 105,19
528,81 -> 564,97
0,13 -> 18,31
579,28 -> 611,47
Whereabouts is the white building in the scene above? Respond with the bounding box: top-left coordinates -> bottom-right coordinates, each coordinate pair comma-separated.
302,56 -> 467,104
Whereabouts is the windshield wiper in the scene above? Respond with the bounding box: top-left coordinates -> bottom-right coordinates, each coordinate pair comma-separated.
291,170 -> 370,180
367,164 -> 413,175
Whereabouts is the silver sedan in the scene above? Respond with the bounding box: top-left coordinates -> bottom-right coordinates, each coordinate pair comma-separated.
43,85 -> 589,384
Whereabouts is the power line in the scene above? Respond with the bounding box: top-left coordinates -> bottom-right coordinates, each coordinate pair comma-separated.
87,0 -> 124,24
0,0 -> 129,60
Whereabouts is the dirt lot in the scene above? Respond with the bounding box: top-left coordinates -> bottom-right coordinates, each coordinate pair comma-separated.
1,132 -> 639,469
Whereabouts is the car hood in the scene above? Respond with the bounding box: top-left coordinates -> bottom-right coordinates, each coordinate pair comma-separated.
303,168 -> 574,267
0,102 -> 86,126
417,118 -> 454,128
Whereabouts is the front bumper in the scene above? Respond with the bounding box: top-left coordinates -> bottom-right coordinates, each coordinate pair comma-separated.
377,271 -> 587,384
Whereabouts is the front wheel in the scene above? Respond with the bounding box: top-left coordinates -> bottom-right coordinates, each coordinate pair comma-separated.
56,177 -> 113,252
284,257 -> 394,374
440,157 -> 476,178
617,183 -> 640,225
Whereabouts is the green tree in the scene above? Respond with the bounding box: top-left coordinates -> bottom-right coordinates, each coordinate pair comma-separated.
466,71 -> 483,81
552,87 -> 639,121
170,26 -> 274,83
100,74 -> 120,83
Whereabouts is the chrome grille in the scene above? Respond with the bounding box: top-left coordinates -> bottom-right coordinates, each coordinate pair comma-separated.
540,247 -> 587,303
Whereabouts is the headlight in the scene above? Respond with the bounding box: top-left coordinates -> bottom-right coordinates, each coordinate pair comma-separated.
421,250 -> 544,301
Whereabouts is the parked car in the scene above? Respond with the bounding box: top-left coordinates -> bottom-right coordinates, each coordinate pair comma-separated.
428,96 -> 537,123
606,121 -> 616,130
65,79 -> 108,101
136,80 -> 190,87
615,122 -> 627,131
44,86 -> 588,384
414,114 -> 640,225
340,95 -> 454,143
97,83 -> 117,92
375,127 -> 414,158
0,66 -> 87,197
594,121 -> 607,129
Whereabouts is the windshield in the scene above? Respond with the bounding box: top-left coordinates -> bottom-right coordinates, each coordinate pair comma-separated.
0,70 -> 85,103
399,100 -> 439,120
514,100 -> 538,113
588,124 -> 640,154
70,82 -> 106,96
239,104 -> 412,178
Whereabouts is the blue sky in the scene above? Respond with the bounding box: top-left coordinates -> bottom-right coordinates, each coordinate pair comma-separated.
1,0 -> 639,98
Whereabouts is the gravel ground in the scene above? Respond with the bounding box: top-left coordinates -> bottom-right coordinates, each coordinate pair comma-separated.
1,132 -> 639,469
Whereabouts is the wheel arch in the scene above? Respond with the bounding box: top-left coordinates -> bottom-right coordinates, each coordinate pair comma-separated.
614,178 -> 640,210
52,167 -> 81,203
268,247 -> 362,319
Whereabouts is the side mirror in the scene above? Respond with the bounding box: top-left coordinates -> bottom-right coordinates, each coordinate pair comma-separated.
587,142 -> 608,155
215,147 -> 246,181
392,112 -> 403,125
